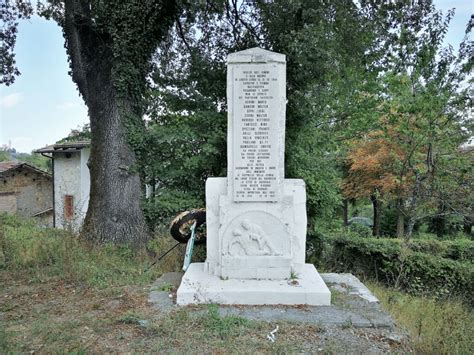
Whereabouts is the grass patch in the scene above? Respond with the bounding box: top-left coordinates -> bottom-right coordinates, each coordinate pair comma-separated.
144,306 -> 321,353
118,311 -> 146,325
202,305 -> 254,339
368,281 -> 474,354
0,213 -> 185,288
157,282 -> 173,292
0,326 -> 15,353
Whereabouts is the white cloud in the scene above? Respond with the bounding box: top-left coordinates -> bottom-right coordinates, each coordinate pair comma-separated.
1,93 -> 22,109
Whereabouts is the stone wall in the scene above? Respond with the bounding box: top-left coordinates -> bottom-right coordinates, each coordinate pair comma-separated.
0,166 -> 52,218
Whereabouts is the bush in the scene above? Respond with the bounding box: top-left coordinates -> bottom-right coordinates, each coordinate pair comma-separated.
408,238 -> 474,263
308,231 -> 474,305
348,223 -> 372,238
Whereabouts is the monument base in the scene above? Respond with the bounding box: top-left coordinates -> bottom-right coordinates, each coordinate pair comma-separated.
177,263 -> 331,306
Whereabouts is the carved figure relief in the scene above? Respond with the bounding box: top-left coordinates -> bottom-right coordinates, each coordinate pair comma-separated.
227,219 -> 282,256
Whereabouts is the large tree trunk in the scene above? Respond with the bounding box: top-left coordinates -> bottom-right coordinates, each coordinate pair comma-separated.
405,217 -> 416,240
83,86 -> 149,246
64,0 -> 150,247
463,216 -> 472,236
396,199 -> 404,238
430,202 -> 446,239
371,194 -> 381,237
342,199 -> 349,226
404,174 -> 423,241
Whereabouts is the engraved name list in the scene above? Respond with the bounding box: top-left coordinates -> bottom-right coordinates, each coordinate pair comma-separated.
232,64 -> 280,202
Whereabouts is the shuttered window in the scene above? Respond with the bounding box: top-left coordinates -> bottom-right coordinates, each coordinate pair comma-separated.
64,195 -> 74,220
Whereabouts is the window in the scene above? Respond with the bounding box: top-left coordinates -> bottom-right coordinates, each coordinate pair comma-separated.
64,195 -> 74,220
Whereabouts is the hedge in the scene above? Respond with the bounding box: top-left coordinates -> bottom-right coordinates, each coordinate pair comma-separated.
407,239 -> 474,263
308,233 -> 474,306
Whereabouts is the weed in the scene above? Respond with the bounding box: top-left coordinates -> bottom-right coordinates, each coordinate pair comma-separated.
289,269 -> 299,280
330,289 -> 348,305
158,282 -> 173,292
341,317 -> 353,330
0,214 -> 186,289
118,311 -> 145,325
369,281 -> 474,354
202,304 -> 254,339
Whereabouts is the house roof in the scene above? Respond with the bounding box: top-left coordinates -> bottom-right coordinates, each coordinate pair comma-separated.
35,140 -> 90,154
0,161 -> 20,173
0,162 -> 52,178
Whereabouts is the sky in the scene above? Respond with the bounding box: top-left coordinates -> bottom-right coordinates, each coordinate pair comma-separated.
0,1 -> 472,153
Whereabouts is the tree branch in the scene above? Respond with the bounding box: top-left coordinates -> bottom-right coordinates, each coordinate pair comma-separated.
63,0 -> 90,101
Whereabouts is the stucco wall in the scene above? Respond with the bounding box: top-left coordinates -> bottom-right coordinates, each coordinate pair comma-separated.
54,148 -> 91,231
54,152 -> 82,230
80,148 -> 91,218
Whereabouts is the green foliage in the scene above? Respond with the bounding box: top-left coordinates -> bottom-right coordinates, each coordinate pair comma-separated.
258,1 -> 384,221
141,111 -> 226,228
308,231 -> 474,305
379,204 -> 399,237
347,223 -> 372,238
203,305 -> 253,339
370,282 -> 474,354
0,0 -> 33,85
0,149 -> 51,172
0,214 -> 163,288
339,3 -> 473,238
57,124 -> 91,143
407,238 -> 474,263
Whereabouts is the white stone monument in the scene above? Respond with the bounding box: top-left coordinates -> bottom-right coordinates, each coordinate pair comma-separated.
177,48 -> 331,305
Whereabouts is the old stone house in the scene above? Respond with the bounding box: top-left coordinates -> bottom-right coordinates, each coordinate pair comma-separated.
0,162 -> 53,226
35,141 -> 91,231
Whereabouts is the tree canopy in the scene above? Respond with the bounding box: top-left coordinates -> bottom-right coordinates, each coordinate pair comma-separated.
2,0 -> 472,241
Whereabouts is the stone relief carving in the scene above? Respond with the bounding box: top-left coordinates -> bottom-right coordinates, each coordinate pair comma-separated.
226,219 -> 282,256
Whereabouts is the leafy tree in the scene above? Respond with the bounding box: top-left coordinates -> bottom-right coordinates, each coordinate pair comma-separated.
138,0 -> 259,225
257,0 -> 383,223
0,0 -> 33,85
342,128 -> 408,236
2,0 -> 190,246
141,112 -> 226,228
343,3 -> 473,239
144,0 -> 394,226
57,123 -> 91,143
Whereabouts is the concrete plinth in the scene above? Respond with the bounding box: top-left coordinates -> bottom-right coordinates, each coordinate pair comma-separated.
177,263 -> 331,306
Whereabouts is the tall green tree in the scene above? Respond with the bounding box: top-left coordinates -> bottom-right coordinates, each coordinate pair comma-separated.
144,0 -> 392,225
343,5 -> 473,239
2,0 -> 187,246
0,0 -> 33,85
139,0 -> 260,225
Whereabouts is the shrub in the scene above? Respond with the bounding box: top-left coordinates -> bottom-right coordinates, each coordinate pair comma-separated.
408,238 -> 474,263
308,231 -> 474,306
348,223 -> 372,238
